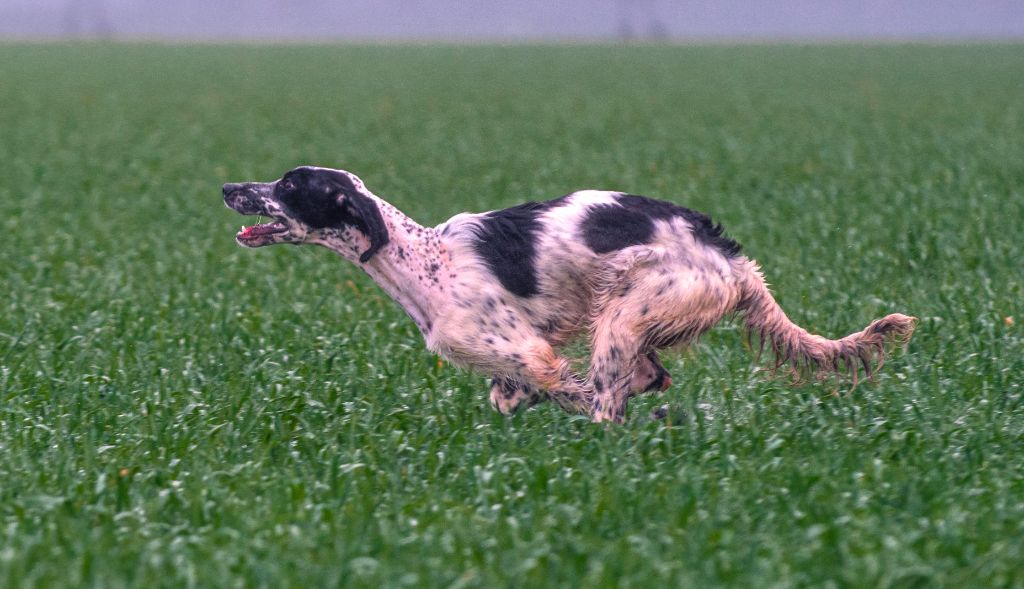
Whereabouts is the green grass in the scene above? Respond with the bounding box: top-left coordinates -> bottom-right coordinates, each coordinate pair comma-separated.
1,43 -> 1022,587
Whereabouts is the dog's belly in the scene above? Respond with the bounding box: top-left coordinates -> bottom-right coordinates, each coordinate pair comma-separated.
524,255 -> 595,344
519,292 -> 591,346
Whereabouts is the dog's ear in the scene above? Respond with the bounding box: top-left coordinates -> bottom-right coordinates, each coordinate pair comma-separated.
339,190 -> 390,263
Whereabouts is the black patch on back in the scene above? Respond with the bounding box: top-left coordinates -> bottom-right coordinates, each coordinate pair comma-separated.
582,193 -> 742,258
472,198 -> 565,298
581,204 -> 656,253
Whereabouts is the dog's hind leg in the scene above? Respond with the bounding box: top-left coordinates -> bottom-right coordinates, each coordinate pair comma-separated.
589,320 -> 644,424
589,260 -> 737,423
589,268 -> 674,422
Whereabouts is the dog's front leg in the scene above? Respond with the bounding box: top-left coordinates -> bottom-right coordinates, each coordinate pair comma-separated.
475,336 -> 591,416
510,338 -> 593,416
435,312 -> 591,417
488,376 -> 544,415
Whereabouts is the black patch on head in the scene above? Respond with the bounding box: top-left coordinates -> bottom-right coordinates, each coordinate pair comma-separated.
276,167 -> 390,262
583,193 -> 741,258
275,168 -> 351,228
472,197 -> 565,298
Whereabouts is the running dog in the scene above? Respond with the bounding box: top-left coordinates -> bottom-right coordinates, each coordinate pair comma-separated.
223,166 -> 915,423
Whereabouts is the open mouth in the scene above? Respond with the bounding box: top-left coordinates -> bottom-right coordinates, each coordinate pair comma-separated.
232,212 -> 292,246
236,220 -> 288,242
224,183 -> 291,246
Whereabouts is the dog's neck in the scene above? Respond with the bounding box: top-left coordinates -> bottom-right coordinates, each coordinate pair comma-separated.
318,198 -> 447,337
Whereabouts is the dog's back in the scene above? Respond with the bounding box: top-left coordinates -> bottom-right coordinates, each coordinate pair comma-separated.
438,190 -> 744,342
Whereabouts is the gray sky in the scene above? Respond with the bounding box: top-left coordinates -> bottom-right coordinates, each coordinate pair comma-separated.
2,0 -> 1023,40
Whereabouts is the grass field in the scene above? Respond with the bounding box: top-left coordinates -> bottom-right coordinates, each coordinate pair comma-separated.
1,43 -> 1022,587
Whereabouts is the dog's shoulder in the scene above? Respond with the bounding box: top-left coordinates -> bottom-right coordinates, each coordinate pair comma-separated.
454,196 -> 569,297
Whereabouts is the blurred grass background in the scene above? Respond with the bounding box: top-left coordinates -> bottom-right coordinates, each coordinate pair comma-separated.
0,44 -> 1022,587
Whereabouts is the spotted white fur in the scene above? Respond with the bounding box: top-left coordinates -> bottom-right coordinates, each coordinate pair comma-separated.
224,167 -> 915,424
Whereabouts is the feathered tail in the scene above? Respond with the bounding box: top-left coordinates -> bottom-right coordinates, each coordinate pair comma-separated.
735,261 -> 916,385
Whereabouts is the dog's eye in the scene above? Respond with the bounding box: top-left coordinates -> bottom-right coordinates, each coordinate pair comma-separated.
280,179 -> 295,192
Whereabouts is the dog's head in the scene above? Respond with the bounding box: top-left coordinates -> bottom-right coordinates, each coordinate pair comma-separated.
223,166 -> 389,263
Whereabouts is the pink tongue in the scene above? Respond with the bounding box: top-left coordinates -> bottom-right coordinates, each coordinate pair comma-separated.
241,223 -> 284,238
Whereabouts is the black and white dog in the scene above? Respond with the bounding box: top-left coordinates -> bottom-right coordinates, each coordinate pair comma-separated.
224,166 -> 915,423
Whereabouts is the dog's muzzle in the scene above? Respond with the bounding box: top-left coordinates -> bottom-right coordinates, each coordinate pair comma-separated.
223,182 -> 268,216
223,182 -> 290,246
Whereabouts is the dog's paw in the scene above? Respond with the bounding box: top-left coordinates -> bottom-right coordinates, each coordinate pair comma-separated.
650,404 -> 688,425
